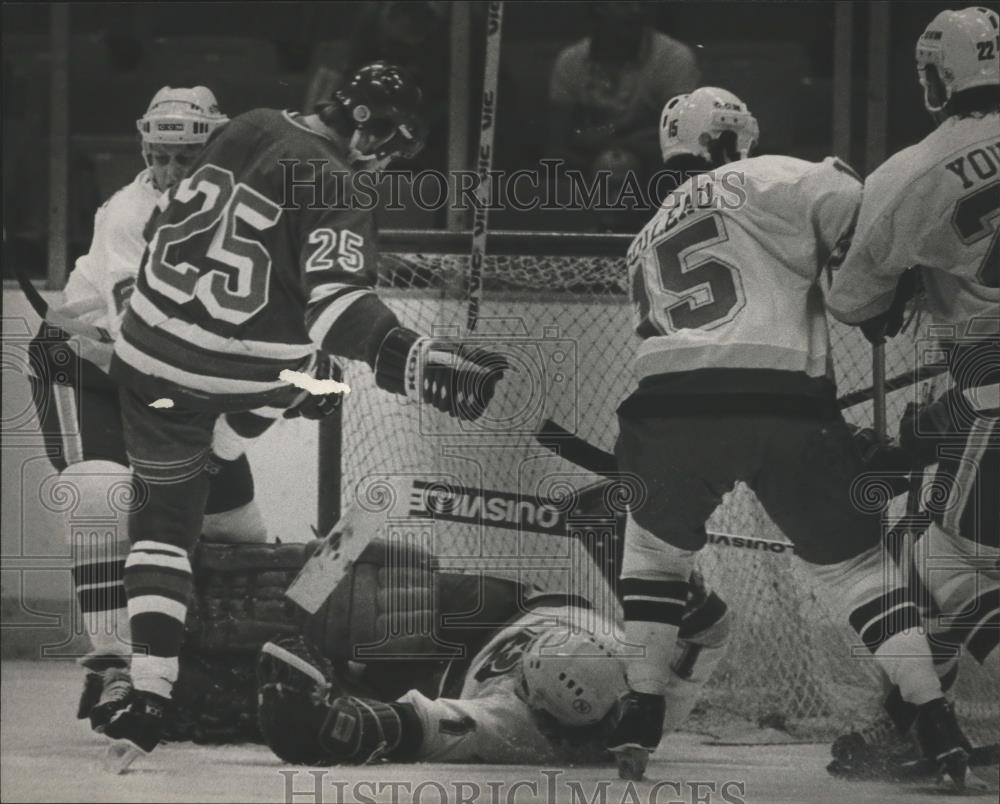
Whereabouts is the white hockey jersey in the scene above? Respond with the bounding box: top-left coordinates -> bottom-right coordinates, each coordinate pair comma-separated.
62,169 -> 159,341
627,155 -> 861,388
828,113 -> 999,336
397,606 -> 617,764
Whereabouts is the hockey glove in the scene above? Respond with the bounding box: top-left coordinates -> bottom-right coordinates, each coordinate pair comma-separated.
898,396 -> 957,467
284,352 -> 346,421
319,696 -> 422,764
257,637 -> 343,764
858,266 -> 922,345
373,327 -> 509,421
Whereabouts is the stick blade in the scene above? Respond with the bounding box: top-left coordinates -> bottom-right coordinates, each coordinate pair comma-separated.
285,506 -> 383,614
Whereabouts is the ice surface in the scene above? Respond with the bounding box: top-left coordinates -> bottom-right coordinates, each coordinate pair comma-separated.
1,660 -> 992,803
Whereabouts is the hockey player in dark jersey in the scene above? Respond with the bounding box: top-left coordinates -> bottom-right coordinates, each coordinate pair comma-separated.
102,62 -> 508,772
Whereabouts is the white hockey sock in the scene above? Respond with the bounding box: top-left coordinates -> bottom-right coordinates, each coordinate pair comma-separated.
625,620 -> 679,695
130,655 -> 178,700
807,545 -> 942,706
620,515 -> 697,696
875,631 -> 943,706
663,608 -> 732,728
917,522 -> 1000,665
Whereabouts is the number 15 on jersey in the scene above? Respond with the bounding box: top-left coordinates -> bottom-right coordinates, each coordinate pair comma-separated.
631,213 -> 747,337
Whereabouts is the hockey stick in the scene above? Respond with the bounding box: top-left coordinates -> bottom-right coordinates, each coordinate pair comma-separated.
7,261 -> 112,344
285,505 -> 385,614
466,1 -> 503,332
536,364 -> 951,478
836,362 -> 948,410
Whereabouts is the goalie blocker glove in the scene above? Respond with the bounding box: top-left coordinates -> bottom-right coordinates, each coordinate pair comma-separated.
373,327 -> 509,421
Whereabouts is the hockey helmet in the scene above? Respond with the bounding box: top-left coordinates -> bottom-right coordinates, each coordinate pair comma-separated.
916,7 -> 1000,113
137,86 -> 228,147
519,628 -> 627,727
334,61 -> 426,163
137,86 -> 228,190
659,87 -> 759,165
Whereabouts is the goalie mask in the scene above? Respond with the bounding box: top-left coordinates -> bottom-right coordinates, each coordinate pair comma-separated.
332,61 -> 426,170
916,7 -> 1000,113
137,86 -> 228,191
659,87 -> 759,166
519,628 -> 626,728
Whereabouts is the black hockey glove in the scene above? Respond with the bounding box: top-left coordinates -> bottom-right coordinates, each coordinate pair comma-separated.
898,396 -> 958,467
284,352 -> 346,420
319,696 -> 422,764
373,327 -> 509,421
858,267 -> 922,345
257,637 -> 343,764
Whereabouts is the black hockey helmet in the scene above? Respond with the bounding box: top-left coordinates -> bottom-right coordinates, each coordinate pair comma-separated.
334,61 -> 426,161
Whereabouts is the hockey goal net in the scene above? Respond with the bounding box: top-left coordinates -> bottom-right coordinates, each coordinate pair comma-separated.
329,230 -> 998,743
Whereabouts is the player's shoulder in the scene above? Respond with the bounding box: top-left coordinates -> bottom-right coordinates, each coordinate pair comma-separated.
862,115 -> 993,219
736,154 -> 858,186
733,154 -> 861,208
244,109 -> 350,166
98,169 -> 159,232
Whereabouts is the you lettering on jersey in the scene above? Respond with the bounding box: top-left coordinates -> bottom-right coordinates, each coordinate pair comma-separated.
944,141 -> 1000,190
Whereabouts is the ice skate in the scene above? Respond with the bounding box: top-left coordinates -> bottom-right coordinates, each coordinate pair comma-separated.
88,667 -> 134,734
606,691 -> 665,781
102,690 -> 168,774
76,654 -> 128,726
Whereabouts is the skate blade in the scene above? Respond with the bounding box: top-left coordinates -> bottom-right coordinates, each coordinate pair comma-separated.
103,739 -> 147,774
613,747 -> 649,781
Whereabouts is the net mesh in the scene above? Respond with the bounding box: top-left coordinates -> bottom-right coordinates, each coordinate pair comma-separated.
336,246 -> 998,743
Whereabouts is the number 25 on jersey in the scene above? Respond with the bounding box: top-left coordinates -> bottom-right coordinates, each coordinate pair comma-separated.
146,164 -> 282,325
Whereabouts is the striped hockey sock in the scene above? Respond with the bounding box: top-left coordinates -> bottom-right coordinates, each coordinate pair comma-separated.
622,576 -> 691,695
124,540 -> 192,699
810,545 -> 942,706
73,530 -> 132,657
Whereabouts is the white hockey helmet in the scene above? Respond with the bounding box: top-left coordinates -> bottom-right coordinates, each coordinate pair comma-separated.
659,87 -> 759,165
519,628 -> 626,727
137,86 -> 228,147
916,7 -> 1000,113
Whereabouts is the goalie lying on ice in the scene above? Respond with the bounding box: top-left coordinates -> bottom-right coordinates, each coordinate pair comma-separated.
256,575 -> 730,766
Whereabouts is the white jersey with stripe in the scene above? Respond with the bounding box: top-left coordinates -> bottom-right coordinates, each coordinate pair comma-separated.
62,169 -> 159,342
828,112 -> 1000,336
397,606 -> 615,763
627,155 -> 861,386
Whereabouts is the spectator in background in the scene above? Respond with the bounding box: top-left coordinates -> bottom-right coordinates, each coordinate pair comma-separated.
548,1 -> 699,225
305,1 -> 449,171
